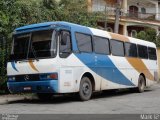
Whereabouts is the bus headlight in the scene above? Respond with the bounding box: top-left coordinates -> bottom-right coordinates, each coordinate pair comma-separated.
8,76 -> 16,82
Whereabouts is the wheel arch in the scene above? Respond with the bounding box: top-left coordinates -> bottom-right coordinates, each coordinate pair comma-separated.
81,72 -> 95,91
140,73 -> 146,86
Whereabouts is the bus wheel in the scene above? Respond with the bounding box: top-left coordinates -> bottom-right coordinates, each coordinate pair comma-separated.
37,93 -> 53,101
79,77 -> 92,101
137,75 -> 145,93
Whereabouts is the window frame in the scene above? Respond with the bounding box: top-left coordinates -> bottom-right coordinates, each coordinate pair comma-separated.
93,35 -> 110,55
75,32 -> 93,53
110,39 -> 125,57
59,30 -> 72,58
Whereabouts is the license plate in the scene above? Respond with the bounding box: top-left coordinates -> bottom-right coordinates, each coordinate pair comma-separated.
24,87 -> 31,91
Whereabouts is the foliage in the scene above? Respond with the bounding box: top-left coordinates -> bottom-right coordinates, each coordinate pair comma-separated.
0,0 -> 98,37
136,28 -> 160,47
57,0 -> 98,27
0,0 -> 99,93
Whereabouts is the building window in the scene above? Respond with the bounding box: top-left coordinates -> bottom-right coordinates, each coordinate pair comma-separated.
129,6 -> 138,17
141,8 -> 146,14
92,0 -> 106,12
131,30 -> 137,37
75,33 -> 92,52
93,36 -> 110,55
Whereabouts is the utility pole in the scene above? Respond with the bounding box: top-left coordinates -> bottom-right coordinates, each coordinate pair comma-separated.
114,0 -> 121,33
104,5 -> 107,30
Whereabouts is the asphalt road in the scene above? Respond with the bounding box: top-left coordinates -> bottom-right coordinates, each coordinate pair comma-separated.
0,83 -> 160,114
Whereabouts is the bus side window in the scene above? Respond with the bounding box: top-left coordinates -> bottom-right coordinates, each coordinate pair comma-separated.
93,36 -> 110,55
75,33 -> 92,53
59,31 -> 72,58
125,42 -> 137,57
137,45 -> 148,59
110,39 -> 125,57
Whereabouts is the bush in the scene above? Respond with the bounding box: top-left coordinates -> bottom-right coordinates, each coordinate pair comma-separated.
136,28 -> 160,47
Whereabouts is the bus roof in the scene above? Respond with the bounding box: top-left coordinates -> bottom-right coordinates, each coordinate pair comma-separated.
15,21 -> 156,48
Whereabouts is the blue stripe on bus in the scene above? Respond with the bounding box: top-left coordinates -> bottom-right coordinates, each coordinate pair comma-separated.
7,80 -> 58,93
75,53 -> 135,86
11,62 -> 18,72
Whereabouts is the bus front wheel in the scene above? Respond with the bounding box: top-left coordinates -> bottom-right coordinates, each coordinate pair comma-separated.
137,75 -> 145,93
79,77 -> 92,101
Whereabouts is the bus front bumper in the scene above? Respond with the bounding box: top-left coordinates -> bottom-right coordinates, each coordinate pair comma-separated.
7,80 -> 58,94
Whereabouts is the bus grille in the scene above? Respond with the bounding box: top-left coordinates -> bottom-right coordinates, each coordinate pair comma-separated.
15,74 -> 40,82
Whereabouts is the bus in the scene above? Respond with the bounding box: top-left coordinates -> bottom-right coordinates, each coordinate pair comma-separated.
7,21 -> 158,101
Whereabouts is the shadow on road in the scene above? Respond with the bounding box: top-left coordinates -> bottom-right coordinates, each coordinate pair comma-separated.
5,88 -> 154,105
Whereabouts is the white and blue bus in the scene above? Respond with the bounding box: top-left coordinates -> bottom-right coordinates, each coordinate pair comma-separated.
7,21 -> 158,101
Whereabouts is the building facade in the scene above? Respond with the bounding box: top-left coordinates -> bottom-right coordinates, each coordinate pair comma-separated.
87,0 -> 160,37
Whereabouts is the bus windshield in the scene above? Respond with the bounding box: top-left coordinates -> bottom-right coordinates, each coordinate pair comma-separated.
10,30 -> 56,60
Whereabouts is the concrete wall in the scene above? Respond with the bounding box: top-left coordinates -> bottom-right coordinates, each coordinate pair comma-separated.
157,48 -> 160,79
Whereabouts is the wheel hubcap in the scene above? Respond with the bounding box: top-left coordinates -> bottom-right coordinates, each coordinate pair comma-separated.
82,82 -> 90,95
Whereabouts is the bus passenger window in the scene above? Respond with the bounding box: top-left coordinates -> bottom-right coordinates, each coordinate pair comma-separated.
138,45 -> 148,59
75,33 -> 92,52
59,31 -> 72,58
93,36 -> 110,55
110,39 -> 125,56
125,43 -> 137,57
148,47 -> 157,60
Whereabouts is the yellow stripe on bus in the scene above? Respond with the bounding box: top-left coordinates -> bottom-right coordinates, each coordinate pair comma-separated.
126,58 -> 154,80
29,60 -> 39,72
109,32 -> 154,80
109,32 -> 129,42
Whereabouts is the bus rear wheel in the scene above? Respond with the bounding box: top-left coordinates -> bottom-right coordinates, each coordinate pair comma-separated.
37,93 -> 53,101
79,77 -> 92,101
137,75 -> 145,93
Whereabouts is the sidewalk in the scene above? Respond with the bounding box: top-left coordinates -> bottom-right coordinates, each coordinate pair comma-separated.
0,94 -> 33,105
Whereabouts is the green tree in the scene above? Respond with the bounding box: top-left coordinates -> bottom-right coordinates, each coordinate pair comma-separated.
58,0 -> 98,27
0,0 -> 99,93
136,28 -> 160,47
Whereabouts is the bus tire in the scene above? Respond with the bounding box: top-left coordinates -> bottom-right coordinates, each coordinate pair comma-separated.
137,75 -> 145,93
37,93 -> 53,101
79,77 -> 92,101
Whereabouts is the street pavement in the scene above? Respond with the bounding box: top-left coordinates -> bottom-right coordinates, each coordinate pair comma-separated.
0,83 -> 160,114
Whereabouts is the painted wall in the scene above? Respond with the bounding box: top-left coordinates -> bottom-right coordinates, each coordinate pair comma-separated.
91,0 -> 158,16
157,48 -> 160,79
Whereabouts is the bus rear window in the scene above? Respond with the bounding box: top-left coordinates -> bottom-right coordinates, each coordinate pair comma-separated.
148,47 -> 157,60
